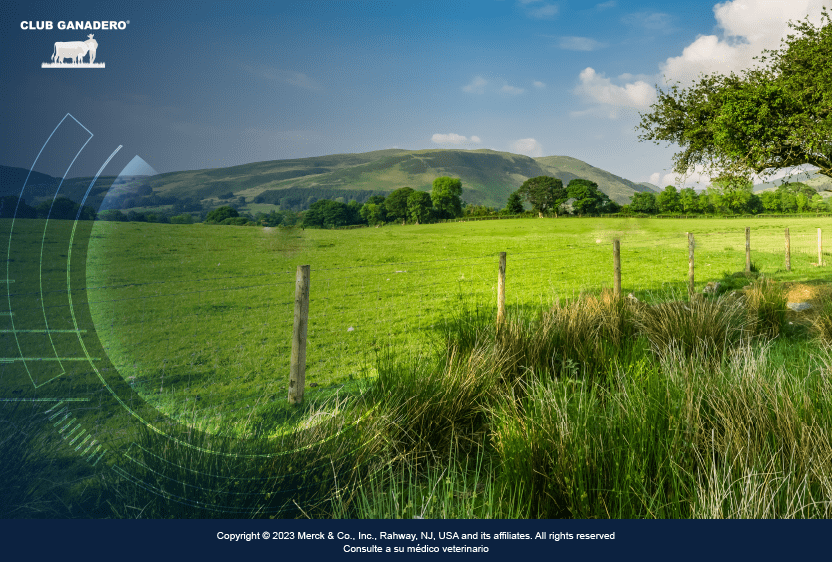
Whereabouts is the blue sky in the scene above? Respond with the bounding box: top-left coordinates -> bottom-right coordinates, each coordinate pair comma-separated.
1,0 -> 828,188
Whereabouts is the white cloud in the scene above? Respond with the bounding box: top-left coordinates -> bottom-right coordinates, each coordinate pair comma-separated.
574,67 -> 656,110
517,0 -> 559,19
500,84 -> 525,95
596,1 -> 617,10
559,36 -> 607,51
511,138 -> 544,157
533,80 -> 546,88
431,133 -> 481,145
462,76 -> 488,93
659,0 -> 828,86
240,63 -> 319,90
570,0 -> 828,126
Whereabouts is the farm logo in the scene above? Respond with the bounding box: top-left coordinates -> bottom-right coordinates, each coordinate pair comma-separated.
22,20 -> 130,69
42,34 -> 102,68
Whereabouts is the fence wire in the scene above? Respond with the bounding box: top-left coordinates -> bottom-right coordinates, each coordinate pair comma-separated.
6,220 -> 832,433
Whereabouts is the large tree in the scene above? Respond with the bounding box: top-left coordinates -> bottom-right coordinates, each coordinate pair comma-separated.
517,176 -> 567,217
384,187 -> 414,221
504,190 -> 525,214
566,179 -> 612,215
637,9 -> 832,185
431,177 -> 463,219
656,185 -> 681,213
407,190 -> 434,224
630,192 -> 657,214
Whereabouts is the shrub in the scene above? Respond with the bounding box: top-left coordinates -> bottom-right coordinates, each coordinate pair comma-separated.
170,213 -> 194,224
206,206 -> 239,223
220,216 -> 252,226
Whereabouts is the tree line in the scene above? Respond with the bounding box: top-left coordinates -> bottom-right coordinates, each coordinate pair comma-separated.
625,179 -> 830,215
0,195 -> 97,220
301,177 -> 466,228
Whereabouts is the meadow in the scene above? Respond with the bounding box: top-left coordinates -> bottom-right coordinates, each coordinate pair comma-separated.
84,216 -> 831,428
4,215 -> 832,518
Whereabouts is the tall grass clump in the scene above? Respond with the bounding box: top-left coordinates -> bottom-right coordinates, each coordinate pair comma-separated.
437,290 -> 646,390
330,446 -> 530,519
810,293 -> 832,344
686,343 -> 832,518
490,359 -> 696,519
743,277 -> 787,339
490,337 -> 832,519
634,292 -> 752,370
367,344 -> 503,465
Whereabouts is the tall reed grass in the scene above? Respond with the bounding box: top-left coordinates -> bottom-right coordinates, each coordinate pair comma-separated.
15,280 -> 831,519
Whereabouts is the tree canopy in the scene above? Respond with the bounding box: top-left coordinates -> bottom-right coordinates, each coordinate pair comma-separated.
517,176 -> 567,216
206,206 -> 239,224
384,187 -> 414,221
637,9 -> 832,184
566,179 -> 613,215
407,190 -> 433,223
504,190 -> 525,214
431,177 -> 463,219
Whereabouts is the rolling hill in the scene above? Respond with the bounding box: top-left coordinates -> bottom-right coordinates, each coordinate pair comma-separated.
1,149 -> 658,213
752,171 -> 832,193
113,148 -> 656,209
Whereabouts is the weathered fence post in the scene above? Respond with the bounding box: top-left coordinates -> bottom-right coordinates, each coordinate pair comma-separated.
745,227 -> 751,273
785,227 -> 791,272
497,252 -> 506,327
688,232 -> 695,298
288,264 -> 310,405
818,228 -> 823,266
613,239 -> 621,297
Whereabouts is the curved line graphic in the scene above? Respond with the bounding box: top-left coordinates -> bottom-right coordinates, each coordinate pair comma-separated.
6,113 -> 92,387
38,120 -> 94,376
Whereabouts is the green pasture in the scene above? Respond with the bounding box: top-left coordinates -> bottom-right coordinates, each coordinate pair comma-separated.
81,216 -> 832,432
5,215 -> 832,518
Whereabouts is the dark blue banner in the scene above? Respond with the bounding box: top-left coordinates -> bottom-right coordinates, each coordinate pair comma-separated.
2,519 -> 827,560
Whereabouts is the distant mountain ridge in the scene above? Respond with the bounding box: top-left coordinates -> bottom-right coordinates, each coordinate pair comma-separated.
0,149 -> 657,211
120,149 -> 656,208
752,171 -> 832,193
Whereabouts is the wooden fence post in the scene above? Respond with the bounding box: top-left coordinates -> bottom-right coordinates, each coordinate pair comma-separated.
288,265 -> 310,405
785,227 -> 791,272
745,227 -> 751,273
819,228 -> 823,266
688,232 -> 695,298
497,252 -> 506,326
613,239 -> 621,297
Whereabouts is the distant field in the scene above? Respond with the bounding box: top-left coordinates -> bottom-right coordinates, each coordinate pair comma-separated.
82,216 -> 832,431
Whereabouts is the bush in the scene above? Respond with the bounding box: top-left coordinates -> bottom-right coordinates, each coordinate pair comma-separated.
206,206 -> 239,223
170,213 -> 194,224
220,216 -> 253,226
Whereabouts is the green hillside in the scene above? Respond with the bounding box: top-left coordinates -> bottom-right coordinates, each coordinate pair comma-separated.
113,149 -> 652,209
752,171 -> 832,193
2,149 -> 656,213
534,155 -> 657,204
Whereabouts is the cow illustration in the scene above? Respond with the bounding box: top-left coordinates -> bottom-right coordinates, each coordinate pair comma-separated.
52,34 -> 98,64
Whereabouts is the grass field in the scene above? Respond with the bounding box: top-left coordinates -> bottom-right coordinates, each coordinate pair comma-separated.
5,215 -> 832,518
82,216 -> 832,429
